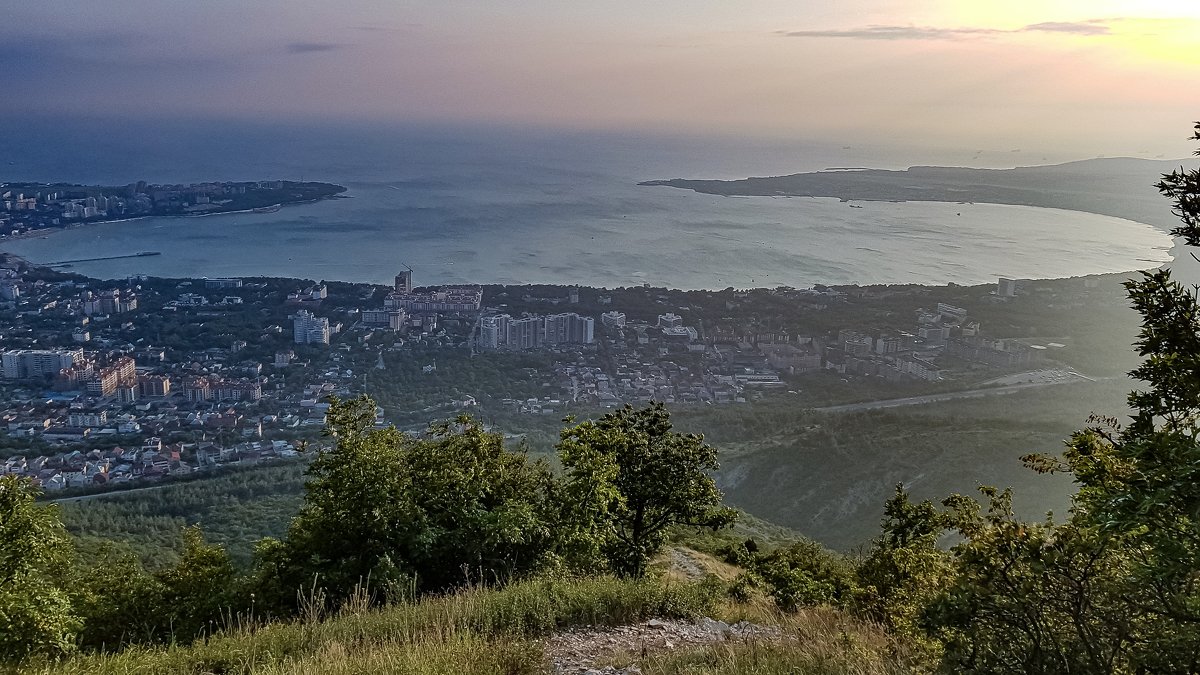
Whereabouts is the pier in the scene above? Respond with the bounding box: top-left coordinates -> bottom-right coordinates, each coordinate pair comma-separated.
45,251 -> 162,267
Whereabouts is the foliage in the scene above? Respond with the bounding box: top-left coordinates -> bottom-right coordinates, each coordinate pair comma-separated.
928,488 -> 1132,673
262,396 -> 562,610
730,539 -> 857,612
918,121 -> 1200,673
60,462 -> 307,569
853,486 -> 951,664
0,476 -> 78,661
156,527 -> 241,643
68,527 -> 240,650
71,545 -> 168,649
558,402 -> 738,578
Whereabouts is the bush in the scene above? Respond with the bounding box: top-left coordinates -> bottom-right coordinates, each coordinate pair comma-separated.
731,540 -> 858,611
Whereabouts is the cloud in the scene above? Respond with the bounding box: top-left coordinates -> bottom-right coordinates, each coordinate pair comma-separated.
349,24 -> 421,33
1024,21 -> 1111,36
780,19 -> 1113,41
285,41 -> 348,54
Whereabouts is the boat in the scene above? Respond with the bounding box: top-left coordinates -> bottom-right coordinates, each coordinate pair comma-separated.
252,204 -> 282,213
135,251 -> 162,257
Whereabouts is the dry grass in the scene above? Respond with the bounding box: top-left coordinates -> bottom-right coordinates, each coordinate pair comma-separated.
630,609 -> 916,675
20,576 -> 720,675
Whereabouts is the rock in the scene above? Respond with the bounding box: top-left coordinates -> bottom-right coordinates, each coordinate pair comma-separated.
646,618 -> 667,629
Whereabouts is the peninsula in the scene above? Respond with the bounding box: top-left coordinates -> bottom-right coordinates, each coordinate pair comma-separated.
0,180 -> 346,238
642,157 -> 1183,232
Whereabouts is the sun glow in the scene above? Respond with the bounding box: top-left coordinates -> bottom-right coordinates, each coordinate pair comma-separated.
1105,17 -> 1200,66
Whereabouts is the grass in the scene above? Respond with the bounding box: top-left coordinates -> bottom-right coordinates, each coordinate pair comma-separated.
14,575 -> 915,674
598,609 -> 910,675
23,576 -> 723,675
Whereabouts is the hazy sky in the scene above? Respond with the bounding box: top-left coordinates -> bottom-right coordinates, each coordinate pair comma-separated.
2,0 -> 1199,156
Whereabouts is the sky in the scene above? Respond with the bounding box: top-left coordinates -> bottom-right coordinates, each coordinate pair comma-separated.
2,0 -> 1199,157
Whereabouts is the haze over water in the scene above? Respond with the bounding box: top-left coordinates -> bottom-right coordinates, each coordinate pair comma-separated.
0,120 -> 1173,289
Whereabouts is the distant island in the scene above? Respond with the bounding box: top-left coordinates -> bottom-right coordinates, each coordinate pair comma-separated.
642,157 -> 1185,233
0,180 -> 346,238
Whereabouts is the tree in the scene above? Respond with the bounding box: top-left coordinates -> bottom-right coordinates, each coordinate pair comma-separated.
261,396 -> 560,611
854,486 -> 952,664
922,121 -> 1200,673
557,402 -> 737,577
156,527 -> 239,643
72,545 -> 166,649
928,488 -> 1132,674
0,476 -> 78,661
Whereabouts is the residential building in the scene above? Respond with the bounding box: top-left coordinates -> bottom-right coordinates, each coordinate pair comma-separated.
138,374 -> 171,397
68,411 -> 108,428
2,349 -> 83,379
601,311 -> 626,330
480,314 -> 510,350
385,286 -> 482,312
544,313 -> 594,345
658,313 -> 683,329
293,310 -> 330,345
362,309 -> 407,330
86,356 -> 136,397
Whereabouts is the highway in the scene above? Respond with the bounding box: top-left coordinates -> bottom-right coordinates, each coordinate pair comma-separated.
814,375 -> 1105,414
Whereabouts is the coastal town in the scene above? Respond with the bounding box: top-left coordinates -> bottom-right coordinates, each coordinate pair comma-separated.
0,180 -> 345,238
0,249 -> 1115,495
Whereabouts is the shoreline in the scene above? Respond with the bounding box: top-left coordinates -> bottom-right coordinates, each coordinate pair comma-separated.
0,191 -> 345,243
0,249 -> 1156,295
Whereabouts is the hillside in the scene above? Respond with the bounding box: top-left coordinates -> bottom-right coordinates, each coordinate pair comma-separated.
642,157 -> 1185,232
22,575 -> 906,675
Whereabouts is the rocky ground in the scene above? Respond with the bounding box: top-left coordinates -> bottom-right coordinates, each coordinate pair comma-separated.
545,617 -> 783,674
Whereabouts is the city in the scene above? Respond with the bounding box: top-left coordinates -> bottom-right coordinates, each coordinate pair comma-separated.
0,249 -> 1112,496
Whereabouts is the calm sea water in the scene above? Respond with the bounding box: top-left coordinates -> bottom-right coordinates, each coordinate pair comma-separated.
0,119 -> 1174,289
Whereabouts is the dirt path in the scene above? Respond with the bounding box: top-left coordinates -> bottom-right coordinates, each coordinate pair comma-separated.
545,618 -> 781,674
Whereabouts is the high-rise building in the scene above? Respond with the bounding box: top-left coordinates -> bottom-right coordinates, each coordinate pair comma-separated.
293,310 -> 330,345
394,269 -> 413,294
482,313 -> 593,349
544,313 -> 594,345
507,316 -> 542,350
480,314 -> 510,350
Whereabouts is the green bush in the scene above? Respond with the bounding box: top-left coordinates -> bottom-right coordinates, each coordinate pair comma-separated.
731,540 -> 858,611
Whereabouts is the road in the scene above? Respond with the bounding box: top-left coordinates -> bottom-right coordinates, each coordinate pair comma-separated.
50,482 -> 170,504
814,376 -> 1106,414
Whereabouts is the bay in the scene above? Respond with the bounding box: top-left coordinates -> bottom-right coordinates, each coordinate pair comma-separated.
0,119 -> 1173,288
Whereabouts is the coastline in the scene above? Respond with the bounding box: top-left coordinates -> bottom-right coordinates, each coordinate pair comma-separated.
639,157 -> 1182,235
0,248 -> 1154,296
0,186 -> 346,243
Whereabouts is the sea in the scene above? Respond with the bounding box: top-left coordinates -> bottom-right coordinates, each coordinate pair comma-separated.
0,118 -> 1174,290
